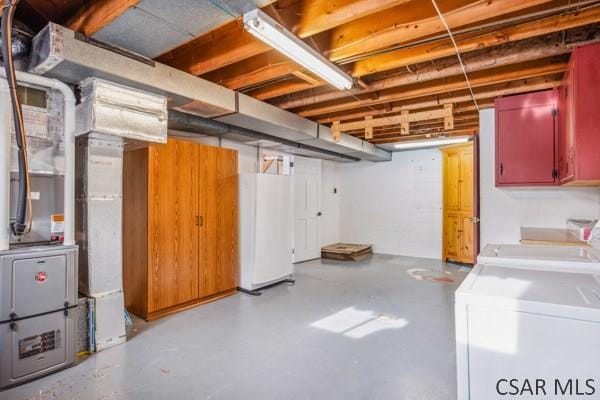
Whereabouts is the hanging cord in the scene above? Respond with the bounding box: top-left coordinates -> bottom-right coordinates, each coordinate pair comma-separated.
430,0 -> 479,112
2,0 -> 32,236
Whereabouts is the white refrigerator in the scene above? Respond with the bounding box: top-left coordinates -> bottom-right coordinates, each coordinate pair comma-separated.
238,173 -> 294,292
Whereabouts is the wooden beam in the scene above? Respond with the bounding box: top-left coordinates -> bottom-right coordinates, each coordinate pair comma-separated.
273,29 -> 600,107
364,116 -> 374,139
339,106 -> 454,131
156,20 -> 270,76
353,5 -> 600,76
317,77 -> 562,123
291,71 -> 322,85
371,128 -> 479,144
400,110 -> 410,135
66,0 -> 139,36
345,112 -> 478,134
332,121 -> 341,143
249,80 -> 317,101
299,59 -> 567,117
444,104 -> 454,130
328,0 -> 552,61
202,51 -> 299,90
297,0 -> 412,37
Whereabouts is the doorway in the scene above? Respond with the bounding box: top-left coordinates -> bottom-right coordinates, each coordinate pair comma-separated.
441,142 -> 479,264
293,156 -> 322,263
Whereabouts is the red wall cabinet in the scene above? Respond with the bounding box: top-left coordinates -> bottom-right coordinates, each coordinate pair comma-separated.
558,43 -> 600,186
495,89 -> 559,186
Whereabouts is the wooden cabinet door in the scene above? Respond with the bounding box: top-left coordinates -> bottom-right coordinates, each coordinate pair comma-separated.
147,140 -> 199,312
216,148 -> 238,292
198,145 -> 238,297
495,90 -> 558,186
558,67 -> 575,184
572,43 -> 600,183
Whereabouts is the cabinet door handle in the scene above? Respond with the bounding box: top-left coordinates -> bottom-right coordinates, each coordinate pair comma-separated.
500,163 -> 504,175
196,216 -> 203,226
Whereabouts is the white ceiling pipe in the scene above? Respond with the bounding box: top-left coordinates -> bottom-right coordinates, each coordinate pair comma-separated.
0,70 -> 76,247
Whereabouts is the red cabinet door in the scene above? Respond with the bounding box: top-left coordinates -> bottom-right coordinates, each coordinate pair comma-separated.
495,90 -> 558,186
571,43 -> 600,183
558,64 -> 575,184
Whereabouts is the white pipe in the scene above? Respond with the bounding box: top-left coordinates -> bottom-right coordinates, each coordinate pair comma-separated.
0,70 -> 76,246
0,79 -> 10,251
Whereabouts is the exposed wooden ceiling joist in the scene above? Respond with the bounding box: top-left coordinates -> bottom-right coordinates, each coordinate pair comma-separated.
328,0 -> 552,62
353,4 -> 600,76
296,0 -> 413,37
371,128 -> 479,144
297,58 -> 567,118
317,76 -> 562,123
213,4 -> 600,98
156,20 -> 270,76
66,0 -> 139,36
267,27 -> 600,107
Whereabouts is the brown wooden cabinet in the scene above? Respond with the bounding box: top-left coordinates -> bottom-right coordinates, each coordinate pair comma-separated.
123,139 -> 238,321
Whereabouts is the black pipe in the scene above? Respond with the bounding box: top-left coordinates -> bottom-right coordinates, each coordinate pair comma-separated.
2,0 -> 29,236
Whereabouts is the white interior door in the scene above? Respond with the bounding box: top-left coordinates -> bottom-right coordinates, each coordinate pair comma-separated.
293,156 -> 322,263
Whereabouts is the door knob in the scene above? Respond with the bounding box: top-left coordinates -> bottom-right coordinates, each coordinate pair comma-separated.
317,212 -> 322,216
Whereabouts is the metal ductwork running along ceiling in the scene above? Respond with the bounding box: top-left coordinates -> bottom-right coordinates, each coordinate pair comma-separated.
27,23 -> 392,163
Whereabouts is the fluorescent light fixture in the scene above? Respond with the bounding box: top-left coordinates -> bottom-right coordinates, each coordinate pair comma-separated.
243,9 -> 354,91
393,136 -> 471,150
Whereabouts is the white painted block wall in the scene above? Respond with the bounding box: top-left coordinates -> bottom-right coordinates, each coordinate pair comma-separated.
320,160 -> 341,247
338,150 -> 443,259
479,108 -> 600,246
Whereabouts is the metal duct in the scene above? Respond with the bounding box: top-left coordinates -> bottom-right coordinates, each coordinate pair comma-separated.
28,23 -> 392,162
169,110 -> 360,162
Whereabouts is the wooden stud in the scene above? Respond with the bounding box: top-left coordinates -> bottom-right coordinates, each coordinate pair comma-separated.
444,104 -> 454,130
332,121 -> 341,143
400,111 -> 410,136
364,116 -> 374,140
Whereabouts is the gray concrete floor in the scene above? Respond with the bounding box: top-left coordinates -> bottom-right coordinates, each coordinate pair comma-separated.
2,254 -> 469,400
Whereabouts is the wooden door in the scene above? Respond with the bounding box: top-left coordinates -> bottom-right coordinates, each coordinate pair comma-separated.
442,143 -> 474,264
147,140 -> 199,313
198,145 -> 238,298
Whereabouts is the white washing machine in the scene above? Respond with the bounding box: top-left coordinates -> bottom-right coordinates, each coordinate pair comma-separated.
478,243 -> 600,272
455,263 -> 600,400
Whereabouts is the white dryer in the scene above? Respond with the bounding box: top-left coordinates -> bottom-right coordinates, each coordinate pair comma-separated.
455,263 -> 600,400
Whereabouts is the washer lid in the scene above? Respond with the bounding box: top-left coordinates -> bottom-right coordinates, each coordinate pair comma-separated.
478,244 -> 600,272
456,264 -> 600,321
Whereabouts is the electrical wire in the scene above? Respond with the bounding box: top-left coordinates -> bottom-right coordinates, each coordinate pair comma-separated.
430,0 -> 479,111
2,0 -> 32,236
